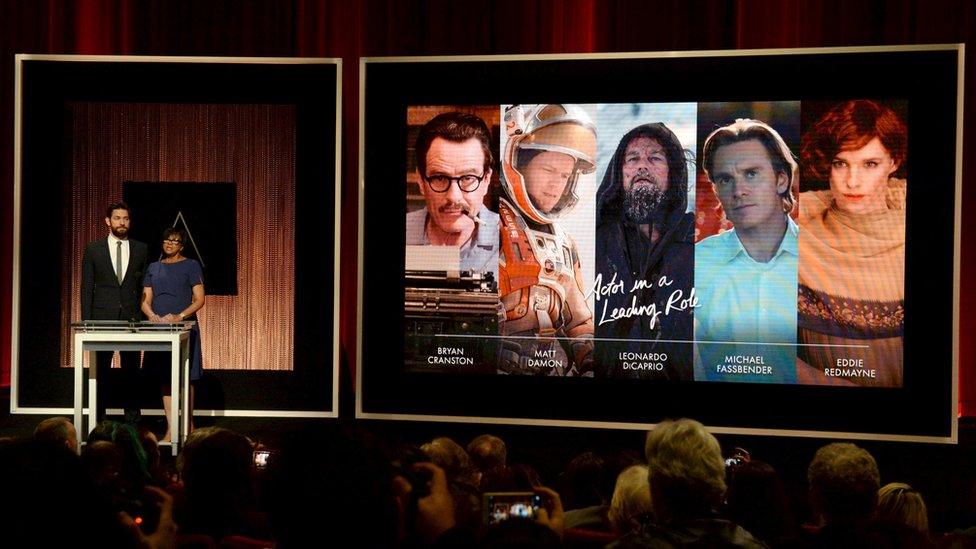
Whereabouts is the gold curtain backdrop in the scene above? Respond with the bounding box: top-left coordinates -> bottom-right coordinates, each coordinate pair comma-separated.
64,103 -> 296,372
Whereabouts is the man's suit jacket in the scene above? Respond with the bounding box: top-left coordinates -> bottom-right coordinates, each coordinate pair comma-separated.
80,237 -> 148,321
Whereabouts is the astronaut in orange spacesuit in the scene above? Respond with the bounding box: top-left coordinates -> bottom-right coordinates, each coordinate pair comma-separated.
497,104 -> 596,376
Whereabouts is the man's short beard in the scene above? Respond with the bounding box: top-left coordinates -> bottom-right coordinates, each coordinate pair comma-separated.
111,226 -> 128,238
624,183 -> 666,225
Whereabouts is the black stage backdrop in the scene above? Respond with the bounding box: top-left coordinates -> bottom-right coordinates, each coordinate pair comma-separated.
125,182 -> 238,296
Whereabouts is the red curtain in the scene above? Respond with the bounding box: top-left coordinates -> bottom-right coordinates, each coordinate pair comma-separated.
1,0 -> 975,413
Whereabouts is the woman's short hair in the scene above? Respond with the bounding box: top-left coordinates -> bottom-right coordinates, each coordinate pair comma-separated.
161,227 -> 186,243
608,464 -> 652,534
801,99 -> 907,182
877,482 -> 929,535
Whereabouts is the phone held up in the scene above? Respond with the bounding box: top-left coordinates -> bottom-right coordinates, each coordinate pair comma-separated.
483,492 -> 542,526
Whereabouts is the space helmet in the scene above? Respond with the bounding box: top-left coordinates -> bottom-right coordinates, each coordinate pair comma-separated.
501,104 -> 597,224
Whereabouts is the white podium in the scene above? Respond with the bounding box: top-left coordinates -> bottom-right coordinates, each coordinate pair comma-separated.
71,321 -> 194,456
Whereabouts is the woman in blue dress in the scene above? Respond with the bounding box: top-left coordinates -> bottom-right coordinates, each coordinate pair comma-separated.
141,227 -> 205,442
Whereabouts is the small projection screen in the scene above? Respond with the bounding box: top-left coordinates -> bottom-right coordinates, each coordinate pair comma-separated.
358,45 -> 962,442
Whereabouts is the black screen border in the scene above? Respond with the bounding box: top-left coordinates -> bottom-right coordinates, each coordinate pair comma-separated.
11,54 -> 342,418
357,46 -> 962,443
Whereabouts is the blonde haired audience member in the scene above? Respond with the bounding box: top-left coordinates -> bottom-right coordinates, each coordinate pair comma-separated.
877,482 -> 929,536
608,464 -> 652,534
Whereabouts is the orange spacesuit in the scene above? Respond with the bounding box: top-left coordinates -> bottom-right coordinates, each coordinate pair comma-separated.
497,104 -> 596,376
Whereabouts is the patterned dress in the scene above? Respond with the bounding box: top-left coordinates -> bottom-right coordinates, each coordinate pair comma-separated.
796,179 -> 906,387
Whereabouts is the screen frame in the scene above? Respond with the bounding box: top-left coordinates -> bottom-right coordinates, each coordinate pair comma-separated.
356,45 -> 962,443
11,54 -> 342,419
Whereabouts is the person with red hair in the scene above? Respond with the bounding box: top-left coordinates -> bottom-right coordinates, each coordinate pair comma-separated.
797,100 -> 908,386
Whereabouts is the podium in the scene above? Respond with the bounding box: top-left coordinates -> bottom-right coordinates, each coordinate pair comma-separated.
71,321 -> 195,456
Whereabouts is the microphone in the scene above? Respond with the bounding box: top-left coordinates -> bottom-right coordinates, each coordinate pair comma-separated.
461,207 -> 482,224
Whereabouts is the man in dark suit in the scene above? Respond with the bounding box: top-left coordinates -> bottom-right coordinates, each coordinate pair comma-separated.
81,201 -> 148,423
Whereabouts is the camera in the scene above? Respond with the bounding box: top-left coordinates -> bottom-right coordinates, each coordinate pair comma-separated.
724,447 -> 751,471
253,449 -> 271,468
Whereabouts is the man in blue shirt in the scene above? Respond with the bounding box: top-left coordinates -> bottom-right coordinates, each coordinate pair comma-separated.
694,119 -> 799,383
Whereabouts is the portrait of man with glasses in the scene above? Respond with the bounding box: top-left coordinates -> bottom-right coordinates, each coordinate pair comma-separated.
405,110 -> 500,281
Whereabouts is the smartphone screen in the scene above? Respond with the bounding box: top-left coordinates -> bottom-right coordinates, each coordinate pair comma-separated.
483,492 -> 542,525
253,450 -> 271,468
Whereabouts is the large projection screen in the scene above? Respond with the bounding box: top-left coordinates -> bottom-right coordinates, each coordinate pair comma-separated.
357,46 -> 962,443
12,55 -> 341,419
